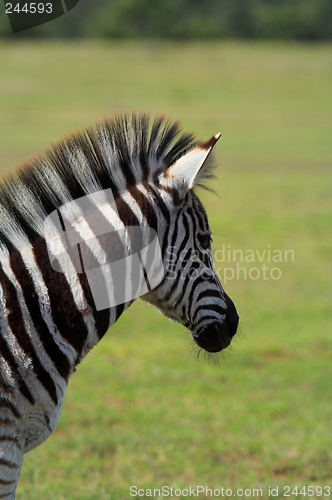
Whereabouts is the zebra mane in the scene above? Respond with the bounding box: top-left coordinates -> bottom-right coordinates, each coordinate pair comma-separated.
0,114 -> 215,248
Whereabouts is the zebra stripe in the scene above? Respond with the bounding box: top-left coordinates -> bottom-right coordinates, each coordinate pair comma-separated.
0,260 -> 58,404
0,114 -> 239,498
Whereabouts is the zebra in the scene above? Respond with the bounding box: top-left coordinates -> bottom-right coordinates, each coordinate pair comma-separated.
0,114 -> 239,498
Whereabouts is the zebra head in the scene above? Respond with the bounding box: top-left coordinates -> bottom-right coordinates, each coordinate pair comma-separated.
142,134 -> 239,353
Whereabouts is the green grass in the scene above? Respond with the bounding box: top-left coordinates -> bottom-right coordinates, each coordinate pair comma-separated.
0,40 -> 331,499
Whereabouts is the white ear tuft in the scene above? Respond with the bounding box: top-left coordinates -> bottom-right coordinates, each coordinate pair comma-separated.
159,133 -> 221,197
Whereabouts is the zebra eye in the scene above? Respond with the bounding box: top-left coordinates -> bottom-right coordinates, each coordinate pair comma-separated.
197,233 -> 211,250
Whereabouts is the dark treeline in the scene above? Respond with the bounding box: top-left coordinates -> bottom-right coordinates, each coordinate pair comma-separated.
1,0 -> 331,39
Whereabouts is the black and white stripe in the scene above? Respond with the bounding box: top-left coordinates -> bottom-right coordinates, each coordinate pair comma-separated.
0,114 -> 238,498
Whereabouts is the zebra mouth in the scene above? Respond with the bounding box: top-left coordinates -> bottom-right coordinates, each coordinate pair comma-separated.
193,323 -> 232,353
193,295 -> 239,353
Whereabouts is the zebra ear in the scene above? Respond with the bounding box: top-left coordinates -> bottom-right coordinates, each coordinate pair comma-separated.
161,133 -> 221,196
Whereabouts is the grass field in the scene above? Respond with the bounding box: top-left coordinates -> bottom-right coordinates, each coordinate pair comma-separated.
0,41 -> 331,499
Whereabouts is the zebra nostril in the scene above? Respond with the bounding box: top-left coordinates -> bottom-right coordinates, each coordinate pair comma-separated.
193,296 -> 239,353
193,322 -> 232,353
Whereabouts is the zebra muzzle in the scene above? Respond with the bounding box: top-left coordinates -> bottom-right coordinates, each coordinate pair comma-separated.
193,295 -> 239,353
193,323 -> 231,353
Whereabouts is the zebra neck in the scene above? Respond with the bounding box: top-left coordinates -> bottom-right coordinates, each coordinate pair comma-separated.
30,233 -> 133,367
38,201 -> 168,367
0,180 -> 170,374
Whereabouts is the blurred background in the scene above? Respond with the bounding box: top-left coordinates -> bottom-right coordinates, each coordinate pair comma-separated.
0,0 -> 331,39
0,1 -> 331,499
